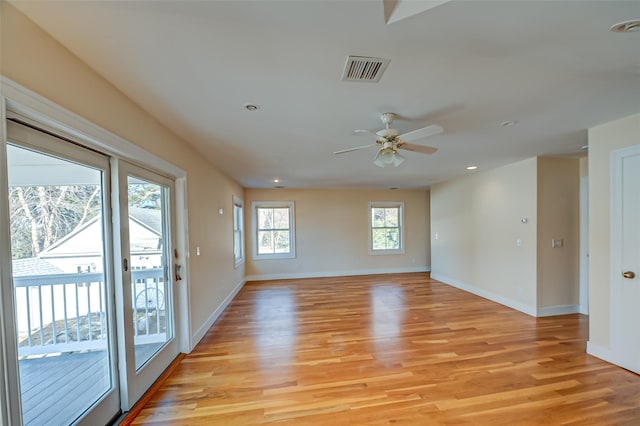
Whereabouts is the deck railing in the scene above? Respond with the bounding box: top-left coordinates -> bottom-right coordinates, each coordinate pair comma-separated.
14,269 -> 167,357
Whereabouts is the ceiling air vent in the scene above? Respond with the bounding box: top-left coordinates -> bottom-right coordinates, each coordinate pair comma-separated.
341,56 -> 390,83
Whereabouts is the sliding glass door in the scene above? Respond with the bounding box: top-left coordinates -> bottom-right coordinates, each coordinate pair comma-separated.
2,121 -> 181,423
5,120 -> 120,425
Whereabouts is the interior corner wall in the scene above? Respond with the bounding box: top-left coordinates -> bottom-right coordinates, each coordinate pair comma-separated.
244,188 -> 429,280
430,158 -> 538,315
588,113 -> 640,350
1,2 -> 244,347
536,157 -> 580,314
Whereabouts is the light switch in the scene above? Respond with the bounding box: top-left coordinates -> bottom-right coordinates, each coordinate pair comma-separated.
218,208 -> 224,215
516,239 -> 522,247
435,232 -> 439,240
552,239 -> 563,248
196,246 -> 201,256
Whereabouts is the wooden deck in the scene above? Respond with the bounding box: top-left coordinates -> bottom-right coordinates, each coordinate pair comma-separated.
20,351 -> 110,426
19,344 -> 162,425
131,273 -> 640,425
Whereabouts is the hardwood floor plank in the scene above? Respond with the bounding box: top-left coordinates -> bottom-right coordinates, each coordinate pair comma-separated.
131,273 -> 640,425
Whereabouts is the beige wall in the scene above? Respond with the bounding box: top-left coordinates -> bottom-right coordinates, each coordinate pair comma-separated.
430,158 -> 538,314
1,3 -> 244,344
244,188 -> 429,279
536,157 -> 580,310
588,113 -> 640,348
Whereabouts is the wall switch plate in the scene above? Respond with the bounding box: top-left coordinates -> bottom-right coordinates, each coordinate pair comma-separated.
516,239 -> 522,247
196,246 -> 201,256
552,239 -> 563,248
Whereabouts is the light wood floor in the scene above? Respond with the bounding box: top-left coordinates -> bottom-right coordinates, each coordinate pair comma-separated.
131,273 -> 640,425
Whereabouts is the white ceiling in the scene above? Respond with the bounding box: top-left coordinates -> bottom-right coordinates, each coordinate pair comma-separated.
10,0 -> 640,189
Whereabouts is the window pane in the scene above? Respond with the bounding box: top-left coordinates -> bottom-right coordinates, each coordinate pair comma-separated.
273,208 -> 290,229
234,230 -> 241,259
372,208 -> 385,227
258,208 -> 273,230
385,228 -> 400,249
385,208 -> 399,227
257,230 -> 273,254
273,230 -> 290,253
372,228 -> 387,250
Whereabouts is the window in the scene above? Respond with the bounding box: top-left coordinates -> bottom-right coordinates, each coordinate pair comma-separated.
369,202 -> 404,254
233,196 -> 244,267
251,201 -> 295,259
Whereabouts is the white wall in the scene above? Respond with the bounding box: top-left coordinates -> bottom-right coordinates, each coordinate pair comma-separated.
1,2 -> 244,347
244,188 -> 430,280
430,158 -> 538,315
588,113 -> 640,349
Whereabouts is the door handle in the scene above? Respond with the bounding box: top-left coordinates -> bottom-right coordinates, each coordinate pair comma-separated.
123,258 -> 129,272
622,271 -> 635,279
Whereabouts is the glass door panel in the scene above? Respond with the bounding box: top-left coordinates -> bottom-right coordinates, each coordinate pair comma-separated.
5,121 -> 118,425
126,176 -> 172,370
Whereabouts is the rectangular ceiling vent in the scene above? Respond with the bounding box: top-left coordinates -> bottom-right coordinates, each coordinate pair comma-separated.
341,56 -> 390,83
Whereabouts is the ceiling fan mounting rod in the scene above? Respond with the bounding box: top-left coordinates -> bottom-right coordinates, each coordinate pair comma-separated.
380,112 -> 396,128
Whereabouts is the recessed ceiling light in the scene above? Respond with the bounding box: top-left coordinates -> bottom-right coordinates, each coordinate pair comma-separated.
466,166 -> 478,170
610,20 -> 640,33
273,179 -> 279,183
500,120 -> 518,127
244,104 -> 260,111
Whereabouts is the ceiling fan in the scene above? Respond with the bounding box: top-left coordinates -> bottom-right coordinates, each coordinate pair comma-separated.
334,113 -> 443,167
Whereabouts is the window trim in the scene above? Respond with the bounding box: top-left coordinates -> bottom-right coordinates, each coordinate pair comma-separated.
232,196 -> 245,268
368,201 -> 405,255
251,201 -> 296,260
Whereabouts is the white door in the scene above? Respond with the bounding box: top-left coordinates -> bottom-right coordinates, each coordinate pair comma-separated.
611,144 -> 640,373
114,160 -> 180,409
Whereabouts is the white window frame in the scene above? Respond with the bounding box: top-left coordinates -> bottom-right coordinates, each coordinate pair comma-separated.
232,196 -> 245,267
368,201 -> 405,255
251,201 -> 296,260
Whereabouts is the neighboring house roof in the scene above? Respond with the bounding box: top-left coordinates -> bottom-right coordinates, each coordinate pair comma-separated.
12,257 -> 64,277
129,206 -> 162,235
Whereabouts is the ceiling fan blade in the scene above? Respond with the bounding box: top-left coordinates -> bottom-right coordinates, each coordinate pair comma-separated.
399,124 -> 443,142
398,143 -> 438,155
333,143 -> 378,155
354,129 -> 377,136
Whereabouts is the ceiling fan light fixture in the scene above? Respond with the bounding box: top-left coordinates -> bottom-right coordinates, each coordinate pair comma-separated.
374,148 -> 404,168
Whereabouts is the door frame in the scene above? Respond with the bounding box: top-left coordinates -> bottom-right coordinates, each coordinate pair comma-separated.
579,175 -> 589,315
0,77 -> 192,424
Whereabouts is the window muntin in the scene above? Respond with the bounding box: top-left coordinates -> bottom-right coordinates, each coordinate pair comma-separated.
369,202 -> 404,254
252,201 -> 295,259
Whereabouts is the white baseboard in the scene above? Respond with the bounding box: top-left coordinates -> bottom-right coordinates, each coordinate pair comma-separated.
190,278 -> 246,351
246,266 -> 430,282
430,273 -> 537,317
537,304 -> 580,317
586,341 -> 613,362
587,341 -> 640,374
